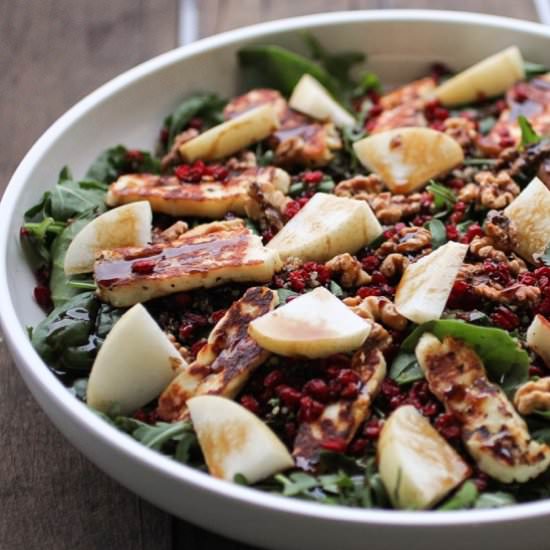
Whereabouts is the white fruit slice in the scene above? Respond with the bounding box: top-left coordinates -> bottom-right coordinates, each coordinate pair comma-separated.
266,192 -> 381,262
187,395 -> 293,483
353,127 -> 464,194
434,46 -> 525,106
395,241 -> 468,324
378,405 -> 470,510
289,74 -> 355,128
64,202 -> 152,275
179,104 -> 279,162
527,314 -> 550,367
504,176 -> 550,263
248,287 -> 370,358
87,303 -> 186,415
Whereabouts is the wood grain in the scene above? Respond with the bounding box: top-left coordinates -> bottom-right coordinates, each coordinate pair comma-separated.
0,1 -> 542,549
0,1 -> 177,549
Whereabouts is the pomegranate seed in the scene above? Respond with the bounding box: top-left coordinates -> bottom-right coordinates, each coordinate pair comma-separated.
178,323 -> 194,340
285,421 -> 297,440
276,385 -> 302,408
390,394 -> 407,409
125,149 -> 144,162
461,223 -> 484,244
321,437 -> 348,453
530,365 -> 545,377
302,171 -> 324,184
337,369 -> 360,385
473,472 -> 489,492
303,379 -> 330,402
298,396 -> 325,422
240,394 -> 260,415
422,401 -> 439,417
288,270 -> 306,292
434,412 -> 461,440
446,224 -> 459,240
131,259 -> 156,274
348,438 -> 368,454
491,306 -> 519,330
190,338 -> 207,357
174,293 -> 192,308
364,419 -> 381,439
341,382 -> 359,399
34,285 -> 52,311
264,370 -> 284,388
518,272 -> 537,286
357,286 -> 382,298
210,309 -> 227,324
381,379 -> 401,398
537,297 -> 550,317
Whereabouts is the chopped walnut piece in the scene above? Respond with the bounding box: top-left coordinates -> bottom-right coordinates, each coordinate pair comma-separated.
457,182 -> 480,204
380,253 -> 410,278
483,210 -> 518,253
469,236 -> 527,275
326,253 -> 371,287
514,377 -> 550,415
166,332 -> 192,363
376,226 -> 432,257
475,170 -> 520,210
334,175 -> 385,198
443,117 -> 478,149
225,151 -> 257,171
160,221 -> 189,242
161,128 -> 199,171
344,295 -> 407,331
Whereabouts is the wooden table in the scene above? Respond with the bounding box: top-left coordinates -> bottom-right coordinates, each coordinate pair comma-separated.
0,1 -> 542,548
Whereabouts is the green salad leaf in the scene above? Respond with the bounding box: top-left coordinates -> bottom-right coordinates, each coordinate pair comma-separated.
427,181 -> 456,212
161,93 -> 226,154
238,44 -> 341,98
49,212 -> 97,307
400,320 -> 529,392
438,481 -> 478,511
425,218 -> 447,250
389,352 -> 424,385
518,114 -> 541,148
86,145 -> 160,184
474,491 -> 516,509
524,60 -> 549,79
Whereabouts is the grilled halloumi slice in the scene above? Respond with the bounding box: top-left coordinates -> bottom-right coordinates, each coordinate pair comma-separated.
482,75 -> 550,153
416,333 -> 550,483
293,347 -> 386,468
94,220 -> 282,307
106,167 -> 290,218
157,287 -> 278,421
224,88 -> 341,167
379,77 -> 437,111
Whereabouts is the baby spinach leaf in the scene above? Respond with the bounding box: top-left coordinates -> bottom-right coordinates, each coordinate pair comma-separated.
389,352 -> 424,385
86,145 -> 160,184
518,115 -> 541,148
426,218 -> 447,249
329,280 -> 344,298
162,93 -> 226,153
238,44 -> 341,99
427,181 -> 456,211
401,320 -> 529,391
20,217 -> 66,272
276,288 -> 299,304
31,291 -> 101,372
49,212 -> 97,307
438,481 -> 478,511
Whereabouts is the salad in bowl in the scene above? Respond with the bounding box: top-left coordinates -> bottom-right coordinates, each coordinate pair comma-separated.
21,34 -> 550,512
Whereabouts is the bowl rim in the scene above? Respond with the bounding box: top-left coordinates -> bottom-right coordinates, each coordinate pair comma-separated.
2,8 -> 550,527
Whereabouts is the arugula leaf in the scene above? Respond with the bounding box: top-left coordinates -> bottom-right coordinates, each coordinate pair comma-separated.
389,352 -> 424,385
401,320 -> 529,392
49,212 -> 97,307
524,61 -> 549,79
275,472 -> 319,496
277,288 -> 299,305
518,115 -> 541,148
161,93 -> 226,154
463,158 -> 497,166
86,146 -> 160,184
426,218 -> 447,249
438,481 -> 478,511
353,72 -> 381,96
427,181 -> 456,211
132,421 -> 190,450
238,44 -> 341,99
31,292 -> 101,372
475,491 -> 516,509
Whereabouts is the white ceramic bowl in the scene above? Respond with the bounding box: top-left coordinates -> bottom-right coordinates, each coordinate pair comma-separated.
2,10 -> 550,550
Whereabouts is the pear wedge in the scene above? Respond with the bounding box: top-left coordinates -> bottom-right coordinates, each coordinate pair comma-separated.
187,395 -> 293,483
266,192 -> 381,261
434,46 -> 524,106
248,287 -> 371,358
395,241 -> 468,324
354,127 -> 464,194
289,74 -> 355,128
87,303 -> 186,415
378,405 -> 470,510
527,315 -> 550,367
179,104 -> 279,162
64,202 -> 152,275
504,176 -> 550,263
